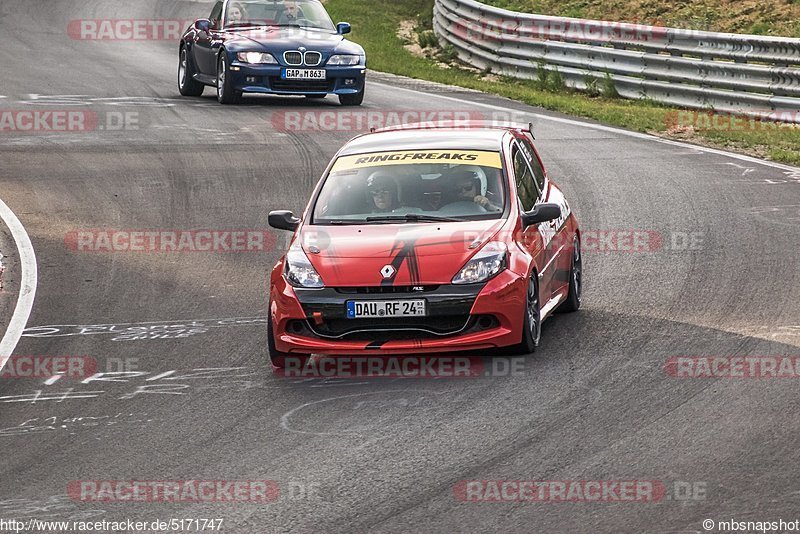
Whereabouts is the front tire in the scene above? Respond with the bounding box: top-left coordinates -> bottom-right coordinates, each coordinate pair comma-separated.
338,87 -> 364,106
509,275 -> 541,355
216,53 -> 241,105
557,237 -> 582,313
178,46 -> 205,97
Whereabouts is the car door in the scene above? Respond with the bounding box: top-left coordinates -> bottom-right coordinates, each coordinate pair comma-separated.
194,1 -> 223,75
518,134 -> 571,298
511,143 -> 555,296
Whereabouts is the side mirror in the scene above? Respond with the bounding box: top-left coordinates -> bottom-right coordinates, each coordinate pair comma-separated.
337,22 -> 351,35
195,19 -> 210,32
521,203 -> 561,228
269,210 -> 301,232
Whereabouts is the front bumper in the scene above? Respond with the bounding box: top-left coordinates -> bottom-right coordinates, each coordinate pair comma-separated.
270,269 -> 527,355
229,62 -> 365,95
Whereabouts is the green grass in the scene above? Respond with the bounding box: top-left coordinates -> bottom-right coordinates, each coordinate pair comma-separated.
326,0 -> 800,165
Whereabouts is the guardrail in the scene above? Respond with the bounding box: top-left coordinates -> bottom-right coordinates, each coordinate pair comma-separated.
433,0 -> 800,122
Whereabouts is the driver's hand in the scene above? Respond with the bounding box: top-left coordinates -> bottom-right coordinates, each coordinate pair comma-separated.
474,195 -> 490,207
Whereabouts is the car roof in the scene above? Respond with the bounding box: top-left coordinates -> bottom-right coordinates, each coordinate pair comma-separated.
338,126 -> 514,156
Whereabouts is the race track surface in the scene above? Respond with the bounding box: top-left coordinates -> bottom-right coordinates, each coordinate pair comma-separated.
1,1 -> 800,532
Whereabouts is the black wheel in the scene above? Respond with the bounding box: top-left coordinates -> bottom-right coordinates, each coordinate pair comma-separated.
178,46 -> 205,97
267,309 -> 307,369
338,87 -> 364,106
557,237 -> 582,313
216,53 -> 241,105
304,94 -> 326,99
509,275 -> 541,355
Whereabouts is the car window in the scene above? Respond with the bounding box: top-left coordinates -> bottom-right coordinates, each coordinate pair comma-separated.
209,1 -> 223,29
518,137 -> 546,193
512,146 -> 539,212
312,149 -> 507,223
223,0 -> 336,31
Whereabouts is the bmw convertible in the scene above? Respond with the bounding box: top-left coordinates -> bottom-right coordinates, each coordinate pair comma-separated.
178,0 -> 366,105
267,122 -> 582,367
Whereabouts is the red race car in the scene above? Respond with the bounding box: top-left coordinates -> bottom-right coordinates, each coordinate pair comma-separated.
267,121 -> 581,367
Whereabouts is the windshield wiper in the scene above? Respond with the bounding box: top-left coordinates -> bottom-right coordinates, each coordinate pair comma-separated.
365,214 -> 465,223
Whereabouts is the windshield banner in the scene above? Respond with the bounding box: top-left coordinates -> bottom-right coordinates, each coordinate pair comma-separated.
331,150 -> 503,172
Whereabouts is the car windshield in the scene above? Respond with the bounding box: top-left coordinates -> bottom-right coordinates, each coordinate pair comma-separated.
312,149 -> 508,224
224,0 -> 335,31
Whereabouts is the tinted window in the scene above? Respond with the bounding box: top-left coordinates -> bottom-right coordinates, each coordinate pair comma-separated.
513,147 -> 538,212
518,137 -> 545,193
209,1 -> 223,28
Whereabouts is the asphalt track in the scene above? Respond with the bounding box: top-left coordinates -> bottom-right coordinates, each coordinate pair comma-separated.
1,1 -> 800,532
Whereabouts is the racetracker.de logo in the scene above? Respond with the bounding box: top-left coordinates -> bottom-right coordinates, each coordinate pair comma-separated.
272,110 -> 486,132
664,110 -> 800,131
67,480 -> 280,503
67,19 -> 195,40
0,356 -> 96,379
453,480 -> 666,502
449,17 -> 668,44
665,356 -> 800,378
65,230 -> 277,253
274,356 -> 525,378
0,110 -> 97,132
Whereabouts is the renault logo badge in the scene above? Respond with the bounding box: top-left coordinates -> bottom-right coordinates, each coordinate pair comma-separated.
380,265 -> 396,279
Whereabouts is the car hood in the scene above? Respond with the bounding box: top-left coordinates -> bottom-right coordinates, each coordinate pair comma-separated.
223,28 -> 362,55
297,220 -> 507,286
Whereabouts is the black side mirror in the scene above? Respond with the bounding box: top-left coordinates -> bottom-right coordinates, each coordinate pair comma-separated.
337,22 -> 351,35
269,210 -> 301,232
195,19 -> 211,32
521,203 -> 561,228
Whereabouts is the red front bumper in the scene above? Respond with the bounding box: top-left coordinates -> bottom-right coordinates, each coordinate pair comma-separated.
269,269 -> 527,355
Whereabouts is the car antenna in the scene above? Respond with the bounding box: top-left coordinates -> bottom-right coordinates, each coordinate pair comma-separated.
370,127 -> 376,133
528,122 -> 535,139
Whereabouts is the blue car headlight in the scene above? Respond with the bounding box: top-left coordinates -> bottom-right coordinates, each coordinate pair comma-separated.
452,242 -> 508,285
327,54 -> 363,66
236,52 -> 278,64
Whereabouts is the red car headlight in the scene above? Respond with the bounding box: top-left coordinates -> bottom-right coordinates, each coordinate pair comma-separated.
452,242 -> 507,285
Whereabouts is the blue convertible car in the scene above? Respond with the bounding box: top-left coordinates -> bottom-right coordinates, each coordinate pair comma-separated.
178,0 -> 366,105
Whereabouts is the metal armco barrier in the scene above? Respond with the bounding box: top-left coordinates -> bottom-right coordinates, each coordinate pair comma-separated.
433,0 -> 800,122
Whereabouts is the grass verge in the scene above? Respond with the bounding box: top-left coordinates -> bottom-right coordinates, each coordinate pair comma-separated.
326,0 -> 800,166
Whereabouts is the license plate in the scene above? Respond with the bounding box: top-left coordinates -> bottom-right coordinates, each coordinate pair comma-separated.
346,299 -> 427,319
282,68 -> 326,80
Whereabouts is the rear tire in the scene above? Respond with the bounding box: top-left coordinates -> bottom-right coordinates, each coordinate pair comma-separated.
216,53 -> 242,105
178,46 -> 205,97
509,275 -> 541,355
267,309 -> 307,369
557,237 -> 582,313
338,87 -> 364,106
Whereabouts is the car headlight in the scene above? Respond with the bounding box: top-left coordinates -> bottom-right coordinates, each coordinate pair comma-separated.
452,242 -> 507,285
327,54 -> 362,66
236,52 -> 278,64
285,247 -> 324,288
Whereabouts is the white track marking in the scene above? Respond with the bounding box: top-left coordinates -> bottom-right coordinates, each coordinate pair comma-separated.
0,198 -> 37,373
371,81 -> 800,173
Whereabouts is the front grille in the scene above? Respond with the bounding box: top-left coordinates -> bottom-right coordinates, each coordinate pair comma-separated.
283,51 -> 302,65
336,286 -> 440,294
304,51 -> 322,66
290,314 -> 498,342
269,77 -> 333,92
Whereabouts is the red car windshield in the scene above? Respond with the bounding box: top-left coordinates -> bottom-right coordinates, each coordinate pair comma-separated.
312,149 -> 508,224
